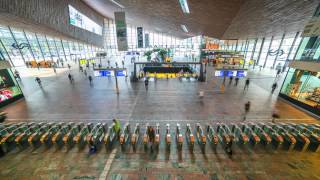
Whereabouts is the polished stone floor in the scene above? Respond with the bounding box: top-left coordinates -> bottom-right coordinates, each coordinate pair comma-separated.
0,62 -> 319,180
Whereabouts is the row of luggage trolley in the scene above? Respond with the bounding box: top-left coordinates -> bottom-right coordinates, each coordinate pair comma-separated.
0,121 -> 320,154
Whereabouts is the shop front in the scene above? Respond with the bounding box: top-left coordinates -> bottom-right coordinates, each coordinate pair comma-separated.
280,66 -> 320,116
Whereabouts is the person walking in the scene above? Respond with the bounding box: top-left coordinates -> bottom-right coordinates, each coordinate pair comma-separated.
229,76 -> 233,85
144,78 -> 149,91
147,126 -> 155,151
235,77 -> 239,86
271,82 -> 278,94
276,69 -> 281,77
35,77 -> 42,87
68,73 -> 74,84
244,78 -> 250,91
244,101 -> 251,120
84,69 -> 87,77
14,70 -> 21,80
67,64 -> 71,70
53,67 -> 57,74
88,75 -> 93,85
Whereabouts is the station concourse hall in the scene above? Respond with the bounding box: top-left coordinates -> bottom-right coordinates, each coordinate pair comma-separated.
1,0 -> 320,179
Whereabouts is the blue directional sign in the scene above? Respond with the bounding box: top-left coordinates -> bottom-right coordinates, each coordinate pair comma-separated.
236,70 -> 247,77
215,70 -> 246,77
116,70 -> 126,77
94,70 -> 113,77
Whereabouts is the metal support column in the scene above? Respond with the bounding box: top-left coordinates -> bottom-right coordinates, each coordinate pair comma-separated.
243,39 -> 249,68
0,39 -> 14,67
255,37 -> 265,67
53,38 -> 61,61
23,30 -> 36,61
284,32 -> 300,67
235,39 -> 239,52
272,33 -> 286,69
263,36 -> 274,68
250,38 -> 258,68
35,33 -> 46,61
44,35 -> 54,61
8,26 -> 26,63
60,39 -> 68,61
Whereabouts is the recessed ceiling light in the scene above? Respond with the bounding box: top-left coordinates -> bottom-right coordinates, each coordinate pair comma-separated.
110,0 -> 125,9
179,0 -> 190,14
181,25 -> 188,33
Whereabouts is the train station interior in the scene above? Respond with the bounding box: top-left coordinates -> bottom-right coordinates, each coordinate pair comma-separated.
0,0 -> 320,179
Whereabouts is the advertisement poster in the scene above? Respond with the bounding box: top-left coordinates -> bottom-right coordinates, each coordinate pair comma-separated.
137,27 -> 143,48
0,69 -> 22,103
115,12 -> 128,51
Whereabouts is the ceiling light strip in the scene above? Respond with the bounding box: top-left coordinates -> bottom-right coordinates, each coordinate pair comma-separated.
110,0 -> 125,9
181,25 -> 188,33
179,0 -> 190,14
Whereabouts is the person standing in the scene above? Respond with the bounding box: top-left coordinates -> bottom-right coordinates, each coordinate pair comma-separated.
147,126 -> 155,150
144,78 -> 149,91
14,70 -> 21,80
235,77 -> 239,86
276,69 -> 281,77
68,73 -> 74,84
67,64 -> 71,70
53,67 -> 57,74
271,82 -> 278,94
244,78 -> 250,90
84,69 -> 87,77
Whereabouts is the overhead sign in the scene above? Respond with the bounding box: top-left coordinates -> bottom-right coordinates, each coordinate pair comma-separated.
303,17 -> 320,37
115,12 -> 128,51
79,59 -> 95,65
137,27 -> 143,48
116,70 -> 127,77
94,70 -> 126,77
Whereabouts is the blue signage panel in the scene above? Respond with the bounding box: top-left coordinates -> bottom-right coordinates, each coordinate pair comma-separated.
116,70 -> 126,77
215,70 -> 247,77
94,70 -> 112,77
236,70 -> 247,77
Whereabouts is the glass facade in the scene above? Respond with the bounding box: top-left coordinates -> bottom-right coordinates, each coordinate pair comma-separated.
0,24 -> 103,67
279,6 -> 320,116
220,32 -> 302,69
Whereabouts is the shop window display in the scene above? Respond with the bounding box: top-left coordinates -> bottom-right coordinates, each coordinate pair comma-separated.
0,69 -> 23,104
281,68 -> 320,109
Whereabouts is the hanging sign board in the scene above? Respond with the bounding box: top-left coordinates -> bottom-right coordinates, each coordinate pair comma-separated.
137,27 -> 143,48
145,33 -> 149,48
303,17 -> 320,37
115,12 -> 128,51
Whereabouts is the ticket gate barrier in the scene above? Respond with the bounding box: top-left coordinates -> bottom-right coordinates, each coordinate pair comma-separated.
241,123 -> 260,145
73,123 -> 92,149
155,123 -> 160,149
52,122 -> 74,147
295,125 -> 320,152
143,123 -> 150,148
186,124 -> 194,150
231,123 -> 249,145
249,123 -> 272,145
63,123 -> 83,148
40,123 -> 65,146
120,123 -> 131,148
165,124 -> 171,150
284,125 -> 310,152
176,123 -> 183,150
15,123 -> 44,148
206,124 -> 219,146
259,123 -> 284,149
303,124 -> 320,136
91,123 -> 107,145
196,123 -> 206,146
131,123 -> 140,149
220,123 -> 234,142
0,124 -> 18,142
0,124 -> 30,152
216,123 -> 231,145
104,123 -> 116,146
87,123 -> 102,144
29,123 -> 53,148
272,125 -> 296,151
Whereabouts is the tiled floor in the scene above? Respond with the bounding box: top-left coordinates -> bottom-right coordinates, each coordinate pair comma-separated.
0,63 -> 319,180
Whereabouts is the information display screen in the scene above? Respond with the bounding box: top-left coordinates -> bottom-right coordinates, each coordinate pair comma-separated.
215,70 -> 247,77
94,70 -> 126,77
0,69 -> 23,103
